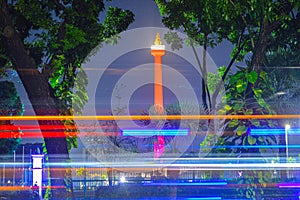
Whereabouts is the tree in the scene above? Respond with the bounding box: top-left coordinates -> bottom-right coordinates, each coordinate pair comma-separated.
0,80 -> 23,155
156,1 -> 299,198
155,0 -> 299,111
264,46 -> 300,179
156,0 -> 300,158
0,0 -> 134,198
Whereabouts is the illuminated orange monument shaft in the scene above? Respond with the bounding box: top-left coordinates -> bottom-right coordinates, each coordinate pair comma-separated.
151,33 -> 165,158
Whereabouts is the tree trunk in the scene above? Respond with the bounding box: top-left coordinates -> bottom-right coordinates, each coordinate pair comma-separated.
16,70 -> 71,199
250,19 -> 290,181
1,9 -> 70,199
250,21 -> 273,72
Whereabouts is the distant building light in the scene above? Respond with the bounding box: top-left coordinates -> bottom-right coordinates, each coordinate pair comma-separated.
275,91 -> 286,95
120,176 -> 126,183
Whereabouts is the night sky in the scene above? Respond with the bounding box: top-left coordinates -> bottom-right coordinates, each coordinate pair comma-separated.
94,0 -> 237,115
106,0 -> 235,67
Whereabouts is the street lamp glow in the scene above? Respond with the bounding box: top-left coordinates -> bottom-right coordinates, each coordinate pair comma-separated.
285,124 -> 291,130
120,176 -> 126,183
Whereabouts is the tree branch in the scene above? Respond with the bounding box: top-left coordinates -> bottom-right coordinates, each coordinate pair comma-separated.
191,40 -> 211,112
211,40 -> 246,110
229,0 -> 255,49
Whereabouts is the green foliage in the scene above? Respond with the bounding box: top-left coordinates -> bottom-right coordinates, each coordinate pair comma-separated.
236,170 -> 273,200
1,2 -> 134,198
0,81 -> 23,116
75,167 -> 88,177
265,47 -> 300,114
1,0 -> 134,155
200,134 -> 220,153
156,0 -> 299,67
207,66 -> 226,94
0,81 -> 24,155
216,67 -> 277,153
246,70 -> 258,84
156,1 -> 300,198
164,31 -> 184,51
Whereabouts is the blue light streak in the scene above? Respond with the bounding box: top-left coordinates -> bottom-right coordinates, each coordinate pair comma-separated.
143,181 -> 227,186
202,145 -> 300,148
139,198 -> 222,200
122,129 -> 189,136
185,198 -> 222,200
251,128 -> 300,135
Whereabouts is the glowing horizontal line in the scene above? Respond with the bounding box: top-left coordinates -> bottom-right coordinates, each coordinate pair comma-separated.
0,125 -> 116,131
140,198 -> 222,200
204,145 -> 300,148
1,163 -> 300,171
122,129 -> 188,136
0,132 -> 75,138
185,198 -> 222,200
0,131 -> 126,138
143,181 -> 227,186
41,163 -> 300,169
278,183 -> 300,188
1,114 -> 300,121
0,186 -> 64,191
251,128 -> 300,135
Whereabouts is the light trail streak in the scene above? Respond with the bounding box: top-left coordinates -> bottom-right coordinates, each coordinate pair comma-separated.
0,130 -> 235,137
0,186 -> 65,191
0,124 -> 119,131
184,198 -> 222,200
143,181 -> 227,186
0,162 -> 296,170
204,145 -> 300,148
251,128 -> 300,135
278,183 -> 300,188
122,129 -> 189,136
1,114 -> 300,121
0,131 -> 79,138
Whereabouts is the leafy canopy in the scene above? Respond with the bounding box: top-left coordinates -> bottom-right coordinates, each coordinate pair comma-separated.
0,81 -> 23,155
0,0 -> 135,150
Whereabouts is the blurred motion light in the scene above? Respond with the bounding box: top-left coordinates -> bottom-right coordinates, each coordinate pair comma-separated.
250,127 -> 300,135
122,129 -> 189,136
143,180 -> 227,186
185,198 -> 222,200
278,183 -> 300,188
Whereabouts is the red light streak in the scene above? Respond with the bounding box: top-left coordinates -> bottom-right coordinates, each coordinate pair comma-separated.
0,125 -> 115,131
0,114 -> 299,138
0,131 -> 122,138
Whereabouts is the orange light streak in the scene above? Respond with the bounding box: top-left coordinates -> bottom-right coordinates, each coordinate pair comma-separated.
0,186 -> 65,191
0,114 -> 300,121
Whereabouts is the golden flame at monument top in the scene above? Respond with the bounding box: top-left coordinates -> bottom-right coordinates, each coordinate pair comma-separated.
154,33 -> 162,45
151,33 -> 165,50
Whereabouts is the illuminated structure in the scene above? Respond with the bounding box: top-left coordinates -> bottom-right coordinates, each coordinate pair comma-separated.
32,154 -> 44,199
151,33 -> 165,158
